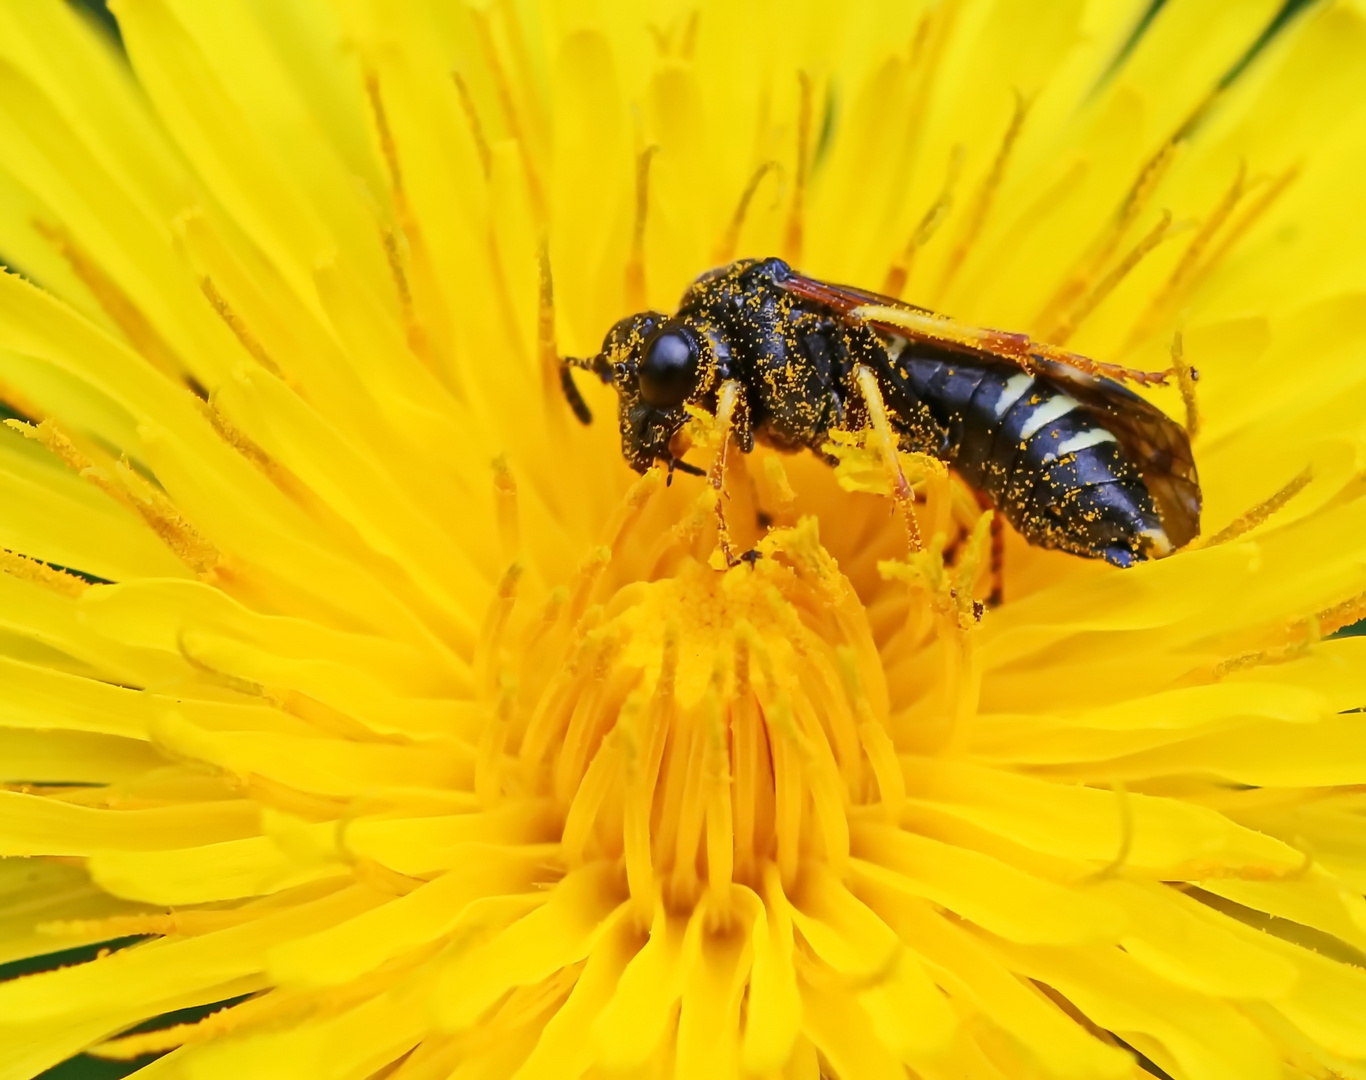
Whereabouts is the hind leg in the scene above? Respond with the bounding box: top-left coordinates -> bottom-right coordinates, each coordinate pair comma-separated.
973,488 -> 1005,606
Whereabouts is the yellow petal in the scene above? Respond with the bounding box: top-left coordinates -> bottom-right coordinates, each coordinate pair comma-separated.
853,822 -> 1125,945
0,790 -> 257,857
433,861 -> 623,1032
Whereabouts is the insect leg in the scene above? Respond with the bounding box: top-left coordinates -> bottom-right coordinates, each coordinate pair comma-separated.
538,243 -> 609,426
559,365 -> 593,425
852,365 -> 923,555
973,488 -> 1005,607
709,379 -> 751,568
559,354 -> 613,426
1027,341 -> 1176,388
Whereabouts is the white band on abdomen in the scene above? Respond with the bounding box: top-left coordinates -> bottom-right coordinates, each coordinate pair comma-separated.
1056,428 -> 1118,455
994,373 -> 1035,418
1019,393 -> 1080,439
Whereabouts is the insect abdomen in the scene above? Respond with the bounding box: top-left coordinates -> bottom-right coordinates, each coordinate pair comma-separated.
892,351 -> 1170,565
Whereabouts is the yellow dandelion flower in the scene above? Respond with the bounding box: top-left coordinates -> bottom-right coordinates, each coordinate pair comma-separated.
4,1 -> 1366,1078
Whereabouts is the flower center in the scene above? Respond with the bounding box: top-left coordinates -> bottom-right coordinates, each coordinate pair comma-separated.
486,495 -> 938,920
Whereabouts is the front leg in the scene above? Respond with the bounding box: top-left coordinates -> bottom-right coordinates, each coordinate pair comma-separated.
709,379 -> 751,567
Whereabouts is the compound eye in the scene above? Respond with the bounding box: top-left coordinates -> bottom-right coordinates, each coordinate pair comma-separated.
638,328 -> 699,408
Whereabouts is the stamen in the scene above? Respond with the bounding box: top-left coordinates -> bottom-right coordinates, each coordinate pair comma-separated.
1125,163 -> 1249,350
492,454 -> 521,561
839,648 -> 904,822
451,71 -> 494,180
761,692 -> 802,888
1200,466 -> 1313,548
783,71 -> 814,267
476,560 -> 523,694
194,395 -> 272,472
1311,589 -> 1366,639
714,161 -> 780,265
601,468 -> 665,572
199,277 -> 286,380
883,145 -> 963,298
1033,134 -> 1181,335
1171,331 -> 1200,441
474,679 -> 515,808
33,220 -> 183,380
623,631 -> 677,909
1213,635 -> 1315,679
365,72 -> 444,383
680,10 -> 701,59
116,459 -> 220,576
493,1 -> 548,144
730,633 -> 762,882
517,618 -> 604,774
704,679 -> 736,905
1045,208 -> 1174,346
1189,164 -> 1300,296
900,3 -> 962,175
174,630 -> 267,698
5,419 -> 97,486
6,419 -> 218,574
40,910 -> 252,939
950,509 -> 993,628
936,92 -> 1029,303
626,146 -> 659,311
0,549 -> 91,598
647,10 -> 701,59
536,242 -> 565,425
554,630 -> 630,807
473,8 -> 546,223
560,719 -> 624,866
382,227 -> 433,367
91,996 -> 271,1059
655,714 -> 701,905
363,70 -> 407,205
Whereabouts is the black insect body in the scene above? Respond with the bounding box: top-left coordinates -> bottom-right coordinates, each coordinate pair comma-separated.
565,257 -> 1201,567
